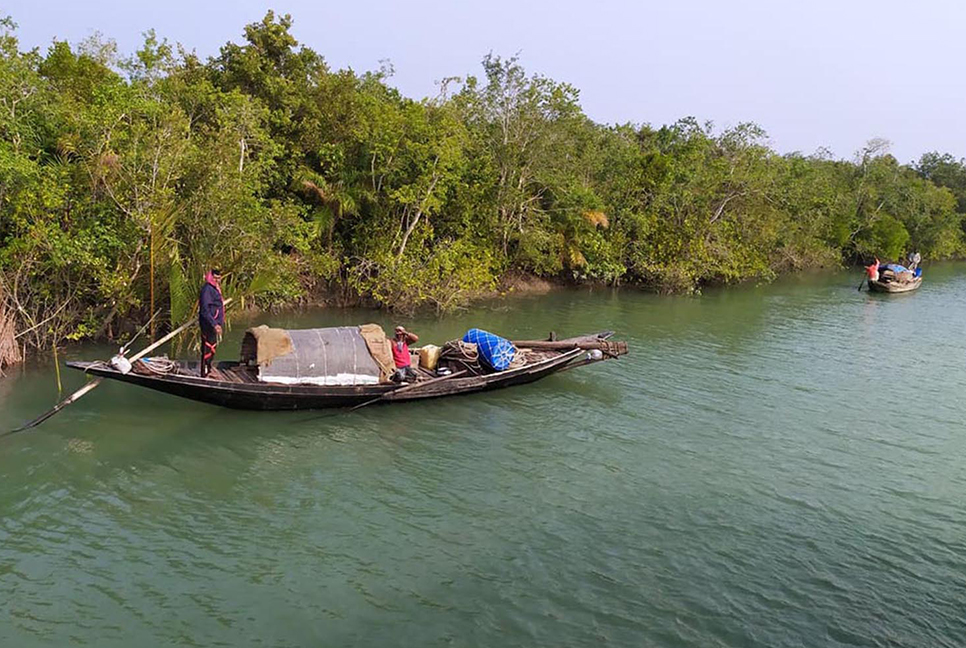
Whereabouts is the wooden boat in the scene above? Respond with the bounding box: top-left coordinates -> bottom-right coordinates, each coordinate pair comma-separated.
865,262 -> 922,294
867,276 -> 922,293
66,330 -> 628,411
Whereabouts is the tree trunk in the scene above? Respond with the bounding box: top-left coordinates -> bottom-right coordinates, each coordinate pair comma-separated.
397,208 -> 424,260
0,283 -> 23,372
397,161 -> 441,259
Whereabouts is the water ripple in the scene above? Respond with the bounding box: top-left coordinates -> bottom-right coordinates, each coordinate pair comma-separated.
2,271 -> 966,646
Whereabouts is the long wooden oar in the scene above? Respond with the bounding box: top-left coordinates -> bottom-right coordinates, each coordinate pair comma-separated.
349,370 -> 467,411
4,299 -> 232,436
7,378 -> 106,434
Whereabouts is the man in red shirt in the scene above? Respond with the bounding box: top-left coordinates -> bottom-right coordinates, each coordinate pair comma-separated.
391,325 -> 419,383
865,257 -> 880,284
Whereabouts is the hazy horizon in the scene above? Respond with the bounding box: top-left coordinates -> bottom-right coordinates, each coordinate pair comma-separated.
8,0 -> 964,164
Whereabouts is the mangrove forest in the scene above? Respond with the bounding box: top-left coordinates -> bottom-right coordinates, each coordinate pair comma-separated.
3,11 -> 966,370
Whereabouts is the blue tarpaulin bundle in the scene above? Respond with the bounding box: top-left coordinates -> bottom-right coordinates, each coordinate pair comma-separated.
463,328 -> 516,371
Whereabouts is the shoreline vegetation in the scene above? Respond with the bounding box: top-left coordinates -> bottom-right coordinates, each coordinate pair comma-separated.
3,11 -> 966,371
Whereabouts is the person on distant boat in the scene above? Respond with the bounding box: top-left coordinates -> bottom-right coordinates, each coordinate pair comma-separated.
865,257 -> 880,286
391,325 -> 419,383
198,269 -> 224,378
907,251 -> 921,272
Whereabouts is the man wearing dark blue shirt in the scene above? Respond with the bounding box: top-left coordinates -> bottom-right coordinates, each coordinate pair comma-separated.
198,269 -> 224,378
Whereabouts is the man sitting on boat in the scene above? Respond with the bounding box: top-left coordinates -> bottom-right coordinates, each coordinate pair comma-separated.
199,269 -> 225,378
391,325 -> 419,383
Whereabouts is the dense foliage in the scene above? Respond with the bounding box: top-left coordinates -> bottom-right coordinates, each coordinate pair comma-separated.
1,12 -> 964,358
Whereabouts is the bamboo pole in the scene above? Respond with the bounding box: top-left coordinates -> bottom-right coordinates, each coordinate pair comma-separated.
4,298 -> 233,436
149,223 -> 156,342
350,369 -> 468,411
52,344 -> 62,394
511,339 -> 627,352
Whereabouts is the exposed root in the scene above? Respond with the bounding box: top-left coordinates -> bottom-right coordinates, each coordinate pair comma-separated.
0,284 -> 22,374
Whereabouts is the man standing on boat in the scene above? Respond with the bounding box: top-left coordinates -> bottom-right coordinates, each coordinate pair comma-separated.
391,325 -> 419,383
198,269 -> 224,378
865,256 -> 880,286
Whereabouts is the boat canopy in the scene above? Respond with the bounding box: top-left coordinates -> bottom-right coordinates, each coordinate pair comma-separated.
241,324 -> 394,385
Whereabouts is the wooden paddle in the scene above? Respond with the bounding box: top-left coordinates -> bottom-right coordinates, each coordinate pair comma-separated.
349,369 -> 468,411
4,299 -> 233,436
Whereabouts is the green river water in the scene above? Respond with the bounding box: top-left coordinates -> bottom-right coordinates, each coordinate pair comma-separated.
1,266 -> 965,647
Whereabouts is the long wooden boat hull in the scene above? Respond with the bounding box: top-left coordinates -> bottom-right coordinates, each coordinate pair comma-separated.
66,342 -> 609,411
868,277 -> 921,293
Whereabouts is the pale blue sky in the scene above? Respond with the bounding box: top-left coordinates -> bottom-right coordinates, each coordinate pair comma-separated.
9,1 -> 965,163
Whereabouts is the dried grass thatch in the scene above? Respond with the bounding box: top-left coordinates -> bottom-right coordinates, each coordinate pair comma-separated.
0,285 -> 22,373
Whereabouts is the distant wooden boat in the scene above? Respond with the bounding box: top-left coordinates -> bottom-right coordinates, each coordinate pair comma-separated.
867,276 -> 922,293
67,330 -> 628,411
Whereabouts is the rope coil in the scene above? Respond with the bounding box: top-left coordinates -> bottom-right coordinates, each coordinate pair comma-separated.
439,340 -> 482,374
135,356 -> 179,376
